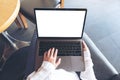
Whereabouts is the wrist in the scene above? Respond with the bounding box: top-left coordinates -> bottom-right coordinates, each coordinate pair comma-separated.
84,51 -> 91,58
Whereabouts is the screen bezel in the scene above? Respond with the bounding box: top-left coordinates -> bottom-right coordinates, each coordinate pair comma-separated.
34,8 -> 87,39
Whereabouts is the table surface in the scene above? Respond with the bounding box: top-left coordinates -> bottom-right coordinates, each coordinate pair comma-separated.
0,0 -> 20,33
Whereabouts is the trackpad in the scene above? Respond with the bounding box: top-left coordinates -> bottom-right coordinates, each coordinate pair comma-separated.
57,56 -> 85,71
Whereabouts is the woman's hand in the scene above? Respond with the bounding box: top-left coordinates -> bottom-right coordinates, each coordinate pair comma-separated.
43,48 -> 61,68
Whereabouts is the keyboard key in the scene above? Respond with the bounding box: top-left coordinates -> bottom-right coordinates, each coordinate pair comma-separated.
39,41 -> 82,56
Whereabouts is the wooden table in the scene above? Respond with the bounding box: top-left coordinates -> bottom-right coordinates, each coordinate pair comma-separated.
0,0 -> 29,50
0,0 -> 20,33
0,0 -> 30,71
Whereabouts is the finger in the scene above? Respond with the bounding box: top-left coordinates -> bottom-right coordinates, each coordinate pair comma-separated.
43,51 -> 47,60
50,48 -> 55,57
47,48 -> 51,57
55,58 -> 61,68
43,51 -> 47,61
53,49 -> 58,63
82,40 -> 85,49
54,49 -> 58,59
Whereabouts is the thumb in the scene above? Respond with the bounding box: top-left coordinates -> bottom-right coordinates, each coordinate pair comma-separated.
55,58 -> 61,68
82,40 -> 89,52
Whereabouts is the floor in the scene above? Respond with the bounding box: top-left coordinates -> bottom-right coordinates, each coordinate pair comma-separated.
0,0 -> 120,78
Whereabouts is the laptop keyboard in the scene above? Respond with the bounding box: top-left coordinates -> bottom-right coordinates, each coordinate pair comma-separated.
39,41 -> 82,56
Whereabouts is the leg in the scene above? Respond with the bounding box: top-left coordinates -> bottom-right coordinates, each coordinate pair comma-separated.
19,12 -> 28,29
60,0 -> 64,8
15,18 -> 22,28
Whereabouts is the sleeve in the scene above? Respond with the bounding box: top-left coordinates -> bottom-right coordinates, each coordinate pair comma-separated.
80,51 -> 97,80
26,61 -> 55,80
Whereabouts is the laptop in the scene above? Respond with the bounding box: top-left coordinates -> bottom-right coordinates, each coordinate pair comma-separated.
34,8 -> 87,71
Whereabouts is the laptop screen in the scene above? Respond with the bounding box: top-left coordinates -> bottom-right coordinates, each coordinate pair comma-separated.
35,8 -> 87,38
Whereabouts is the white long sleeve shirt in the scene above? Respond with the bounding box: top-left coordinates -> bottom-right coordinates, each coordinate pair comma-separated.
27,51 -> 97,80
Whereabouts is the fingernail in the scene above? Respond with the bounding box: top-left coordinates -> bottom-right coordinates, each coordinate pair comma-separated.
56,49 -> 58,51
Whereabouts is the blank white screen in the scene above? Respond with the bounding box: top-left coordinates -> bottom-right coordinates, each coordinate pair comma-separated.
35,10 -> 86,37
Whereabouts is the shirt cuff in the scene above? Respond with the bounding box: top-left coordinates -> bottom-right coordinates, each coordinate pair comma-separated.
84,51 -> 91,58
83,51 -> 94,69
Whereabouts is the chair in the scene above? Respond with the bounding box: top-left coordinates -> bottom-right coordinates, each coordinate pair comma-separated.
15,12 -> 28,29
